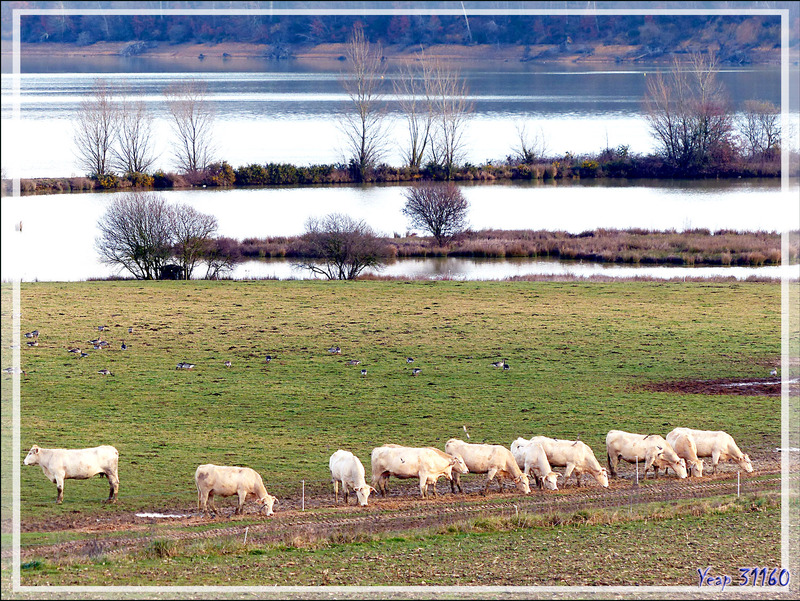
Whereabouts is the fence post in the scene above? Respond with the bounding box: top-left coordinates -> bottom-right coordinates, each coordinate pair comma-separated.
243,526 -> 249,546
635,455 -> 639,486
737,471 -> 740,497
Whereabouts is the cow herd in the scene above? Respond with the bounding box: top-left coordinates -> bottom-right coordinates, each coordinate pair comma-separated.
23,426 -> 754,515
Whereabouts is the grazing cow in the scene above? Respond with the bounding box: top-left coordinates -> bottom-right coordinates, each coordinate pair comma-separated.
370,444 -> 468,498
510,437 -> 560,490
665,430 -> 704,477
445,438 -> 530,495
605,430 -> 687,480
329,449 -> 376,506
194,464 -> 277,516
23,444 -> 119,504
666,428 -> 753,474
530,437 -> 609,488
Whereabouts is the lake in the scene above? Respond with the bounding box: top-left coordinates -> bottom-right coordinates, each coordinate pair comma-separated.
0,59 -> 785,179
1,58 -> 797,282
2,179 -> 797,282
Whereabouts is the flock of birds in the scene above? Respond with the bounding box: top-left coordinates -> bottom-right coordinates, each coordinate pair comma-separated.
12,325 -> 518,382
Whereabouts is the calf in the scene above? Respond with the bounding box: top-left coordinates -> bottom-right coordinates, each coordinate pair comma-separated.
329,449 -> 376,506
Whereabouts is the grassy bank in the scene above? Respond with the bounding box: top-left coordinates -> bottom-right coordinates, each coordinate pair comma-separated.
237,228 -> 789,267
16,494 -> 783,587
13,279 -> 783,516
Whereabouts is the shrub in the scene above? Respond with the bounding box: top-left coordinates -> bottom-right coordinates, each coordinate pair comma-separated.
95,173 -> 120,189
204,161 -> 236,187
125,172 -> 154,188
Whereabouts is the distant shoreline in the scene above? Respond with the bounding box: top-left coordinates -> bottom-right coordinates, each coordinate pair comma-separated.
1,40 -> 785,67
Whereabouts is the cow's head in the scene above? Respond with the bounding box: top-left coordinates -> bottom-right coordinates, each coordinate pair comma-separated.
596,467 -> 610,488
514,473 -> 531,494
543,471 -> 559,490
672,457 -> 688,479
689,458 -> 704,478
739,453 -> 754,473
258,494 -> 278,516
354,485 -> 377,507
23,445 -> 40,466
450,454 -> 469,474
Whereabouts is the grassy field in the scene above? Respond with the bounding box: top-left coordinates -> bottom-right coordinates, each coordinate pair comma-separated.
1,278 -> 796,593
8,279 -> 785,514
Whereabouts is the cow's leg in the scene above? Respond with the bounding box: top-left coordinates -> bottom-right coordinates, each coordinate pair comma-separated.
106,469 -> 119,503
208,492 -> 218,515
198,489 -> 208,514
450,472 -> 461,494
419,477 -> 427,499
562,464 -> 576,487
333,479 -> 339,504
52,473 -> 65,504
607,453 -> 618,478
236,490 -> 247,514
343,482 -> 350,505
711,451 -> 720,474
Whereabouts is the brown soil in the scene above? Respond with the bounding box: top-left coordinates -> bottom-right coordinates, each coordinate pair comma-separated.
643,376 -> 788,397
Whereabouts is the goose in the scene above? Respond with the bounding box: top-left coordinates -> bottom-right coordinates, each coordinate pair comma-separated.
406,357 -> 414,363
68,347 -> 81,354
360,368 -> 367,376
503,362 -> 511,371
770,368 -> 778,376
348,359 -> 361,366
121,342 -> 127,350
176,362 -> 195,370
265,355 -> 273,363
3,366 -> 26,375
24,330 -> 39,338
79,352 -> 89,358
224,360 -> 232,368
328,346 -> 342,354
490,359 -> 505,368
98,325 -> 108,332
411,367 -> 422,376
26,340 -> 38,347
128,327 -> 134,334
98,369 -> 113,376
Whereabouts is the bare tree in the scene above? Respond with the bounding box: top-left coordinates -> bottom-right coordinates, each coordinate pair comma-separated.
113,95 -> 157,175
294,213 -> 390,280
202,236 -> 241,280
394,53 -> 435,169
164,79 -> 216,174
427,58 -> 473,179
739,100 -> 781,159
338,24 -> 389,181
95,192 -> 174,280
644,52 -> 734,172
74,79 -> 118,177
402,182 -> 469,246
171,204 -> 219,280
511,122 -> 548,163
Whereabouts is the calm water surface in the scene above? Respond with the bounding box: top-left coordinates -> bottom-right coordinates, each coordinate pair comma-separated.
2,179 -> 797,282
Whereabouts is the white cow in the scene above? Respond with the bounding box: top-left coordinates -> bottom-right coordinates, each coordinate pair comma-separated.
445,438 -> 531,495
23,444 -> 119,504
194,464 -> 277,516
530,437 -> 609,488
605,430 -> 687,479
510,437 -> 560,490
329,449 -> 377,506
371,444 -> 468,498
665,430 -> 704,477
666,428 -> 753,474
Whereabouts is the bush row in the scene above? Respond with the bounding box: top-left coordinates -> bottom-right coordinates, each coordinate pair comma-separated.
11,148 -> 785,195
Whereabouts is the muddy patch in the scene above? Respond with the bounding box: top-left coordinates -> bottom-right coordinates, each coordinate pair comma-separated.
643,376 -> 795,396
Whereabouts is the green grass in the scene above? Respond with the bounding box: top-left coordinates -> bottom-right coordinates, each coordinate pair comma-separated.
12,279 -> 784,517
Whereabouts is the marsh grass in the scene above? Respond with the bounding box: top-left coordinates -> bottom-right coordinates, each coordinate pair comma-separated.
15,280 -> 783,520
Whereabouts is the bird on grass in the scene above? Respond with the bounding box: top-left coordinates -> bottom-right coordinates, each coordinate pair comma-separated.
97,325 -> 108,332
121,342 -> 127,350
328,346 -> 342,354
406,357 -> 414,364
79,352 -> 89,358
490,359 -> 505,368
503,362 -> 511,371
3,367 -> 27,375
770,368 -> 778,376
361,368 -> 367,377
26,340 -> 38,347
68,347 -> 81,354
224,360 -> 232,368
24,330 -> 39,339
265,355 -> 273,364
98,369 -> 113,376
348,359 -> 361,366
176,362 -> 195,370
411,367 -> 422,376
128,327 -> 134,334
